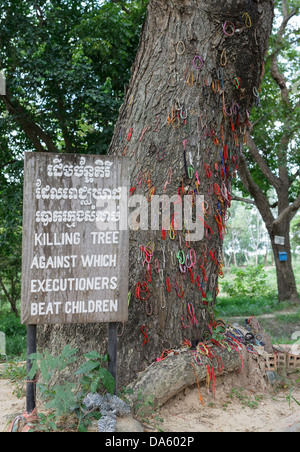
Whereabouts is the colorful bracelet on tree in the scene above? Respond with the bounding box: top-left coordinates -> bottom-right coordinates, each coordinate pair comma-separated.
234,77 -> 242,90
136,282 -> 150,300
141,325 -> 149,346
187,302 -> 198,326
139,126 -> 148,142
199,265 -> 208,282
189,268 -> 195,284
147,264 -> 152,282
154,116 -> 161,132
185,249 -> 196,269
166,277 -> 171,293
176,250 -> 185,265
180,315 -> 191,330
220,49 -> 227,67
186,72 -> 194,87
242,12 -> 252,28
175,284 -> 184,299
145,299 -> 153,316
199,215 -> 213,239
176,40 -> 186,55
193,55 -> 204,70
223,21 -> 235,37
205,163 -> 211,179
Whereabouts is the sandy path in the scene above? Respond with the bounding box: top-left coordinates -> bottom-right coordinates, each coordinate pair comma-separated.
1,364 -> 299,433
0,379 -> 25,432
159,378 -> 300,433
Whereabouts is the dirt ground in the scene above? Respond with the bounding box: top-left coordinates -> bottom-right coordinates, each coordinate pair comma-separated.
159,373 -> 300,433
1,366 -> 299,433
0,377 -> 25,432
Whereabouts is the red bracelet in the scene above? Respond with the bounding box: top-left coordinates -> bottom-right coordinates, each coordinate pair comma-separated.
189,268 -> 195,284
127,128 -> 133,141
199,216 -> 213,239
187,302 -> 198,326
136,282 -> 150,300
224,145 -> 228,160
230,117 -> 235,132
141,325 -> 149,346
166,277 -> 171,293
175,285 -> 184,299
234,77 -> 242,90
223,21 -> 235,37
180,316 -> 191,330
195,274 -> 202,291
205,163 -> 211,179
130,186 -> 137,196
199,265 -> 208,282
214,183 -> 221,195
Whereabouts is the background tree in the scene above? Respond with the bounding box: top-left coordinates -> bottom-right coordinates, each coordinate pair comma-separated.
0,0 -> 146,309
234,0 -> 300,302
0,0 -> 274,385
0,0 -> 146,155
223,202 -> 271,267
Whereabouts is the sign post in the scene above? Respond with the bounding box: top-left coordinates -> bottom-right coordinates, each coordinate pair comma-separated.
108,323 -> 119,394
26,325 -> 37,415
21,153 -> 129,413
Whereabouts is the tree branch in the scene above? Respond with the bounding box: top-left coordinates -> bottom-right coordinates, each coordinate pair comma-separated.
56,94 -> 74,153
231,194 -> 256,205
246,132 -> 281,190
268,7 -> 299,188
0,276 -> 18,315
273,192 -> 300,228
270,7 -> 297,105
0,159 -> 18,171
238,155 -> 275,232
0,88 -> 57,153
267,36 -> 300,61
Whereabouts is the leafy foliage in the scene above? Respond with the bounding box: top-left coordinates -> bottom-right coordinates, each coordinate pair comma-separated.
236,0 -> 300,200
0,0 -> 147,155
291,213 -> 300,250
75,351 -> 116,395
0,311 -> 26,356
0,0 -> 147,310
220,265 -> 273,298
28,346 -> 116,432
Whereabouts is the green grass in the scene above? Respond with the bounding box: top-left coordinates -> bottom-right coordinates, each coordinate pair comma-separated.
216,295 -> 289,318
276,311 -> 300,324
217,261 -> 300,343
217,261 -> 300,317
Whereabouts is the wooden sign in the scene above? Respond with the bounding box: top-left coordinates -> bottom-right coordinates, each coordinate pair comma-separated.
21,153 -> 129,325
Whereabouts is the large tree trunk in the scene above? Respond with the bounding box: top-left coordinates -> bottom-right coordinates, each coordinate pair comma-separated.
39,0 -> 274,387
270,217 -> 298,303
271,184 -> 299,302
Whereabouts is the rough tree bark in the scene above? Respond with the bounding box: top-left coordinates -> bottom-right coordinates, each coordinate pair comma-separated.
39,0 -> 274,387
126,347 -> 242,414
